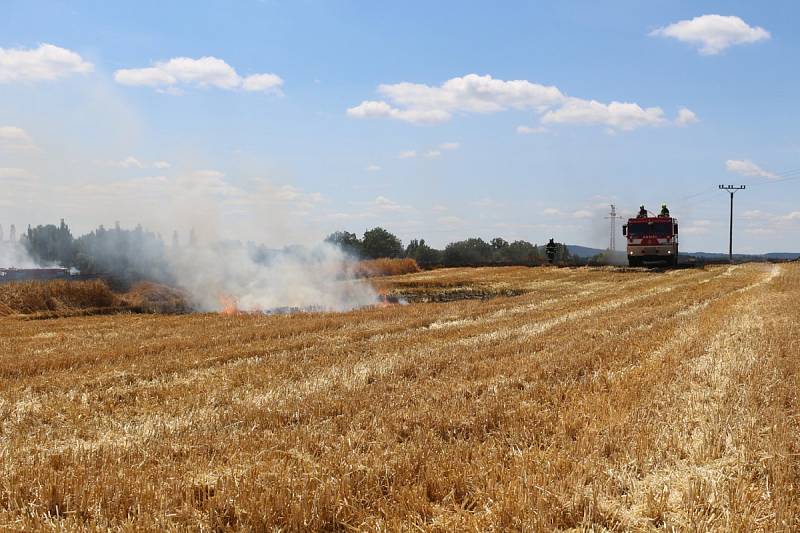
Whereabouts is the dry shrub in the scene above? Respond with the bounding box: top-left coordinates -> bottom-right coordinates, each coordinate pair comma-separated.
121,281 -> 190,314
354,257 -> 421,278
0,279 -> 119,316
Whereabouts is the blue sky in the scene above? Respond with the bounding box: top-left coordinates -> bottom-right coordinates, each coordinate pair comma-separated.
1,1 -> 798,252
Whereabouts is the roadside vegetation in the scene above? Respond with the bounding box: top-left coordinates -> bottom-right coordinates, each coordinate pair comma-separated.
353,257 -> 421,278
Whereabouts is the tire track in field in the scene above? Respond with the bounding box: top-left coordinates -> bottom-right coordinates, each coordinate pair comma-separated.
456,266 -> 733,347
425,267 -> 711,330
601,264 -> 781,529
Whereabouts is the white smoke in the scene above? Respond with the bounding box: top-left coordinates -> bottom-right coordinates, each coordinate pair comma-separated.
0,240 -> 41,269
168,241 -> 377,312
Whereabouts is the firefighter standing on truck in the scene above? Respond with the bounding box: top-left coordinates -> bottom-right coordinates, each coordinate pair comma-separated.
638,205 -> 648,218
660,203 -> 670,217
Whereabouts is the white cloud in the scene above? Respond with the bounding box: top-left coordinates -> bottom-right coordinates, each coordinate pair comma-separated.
738,210 -> 800,226
0,125 -> 35,150
517,125 -> 546,134
349,73 -> 685,131
675,107 -> 699,126
541,98 -> 666,131
650,15 -> 770,55
0,167 -> 33,179
194,169 -> 225,179
437,215 -> 465,227
348,74 -> 562,124
471,198 -> 504,209
742,209 -> 768,220
398,144 -> 457,160
346,100 -> 450,123
726,159 -> 776,179
381,74 -> 565,114
542,208 -> 563,216
373,196 -> 411,211
241,73 -> 283,93
114,56 -> 283,94
681,219 -> 714,235
744,227 -> 775,235
681,226 -> 710,235
108,157 -> 174,169
572,209 -> 594,219
113,67 -> 176,88
0,43 -> 93,83
113,156 -> 144,168
366,164 -> 381,172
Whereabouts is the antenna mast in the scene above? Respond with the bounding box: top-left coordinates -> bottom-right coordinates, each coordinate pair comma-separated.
605,204 -> 620,251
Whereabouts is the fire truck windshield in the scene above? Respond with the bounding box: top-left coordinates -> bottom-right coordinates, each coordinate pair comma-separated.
628,221 -> 672,237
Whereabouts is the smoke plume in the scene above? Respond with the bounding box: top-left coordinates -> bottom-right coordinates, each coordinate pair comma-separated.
169,242 -> 376,312
0,240 -> 41,269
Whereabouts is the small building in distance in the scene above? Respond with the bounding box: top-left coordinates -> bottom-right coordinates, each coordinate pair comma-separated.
0,268 -> 71,283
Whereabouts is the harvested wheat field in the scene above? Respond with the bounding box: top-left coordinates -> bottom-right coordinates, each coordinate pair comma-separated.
1,263 -> 799,531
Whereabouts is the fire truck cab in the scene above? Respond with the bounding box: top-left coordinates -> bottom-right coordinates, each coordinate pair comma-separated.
622,214 -> 679,267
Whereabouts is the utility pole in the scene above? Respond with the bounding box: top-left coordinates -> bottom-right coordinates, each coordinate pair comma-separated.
604,204 -> 620,251
718,185 -> 746,263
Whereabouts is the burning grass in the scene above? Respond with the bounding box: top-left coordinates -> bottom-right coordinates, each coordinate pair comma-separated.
0,264 -> 798,530
120,281 -> 191,314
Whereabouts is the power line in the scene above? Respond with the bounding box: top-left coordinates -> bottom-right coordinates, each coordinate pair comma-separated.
719,185 -> 746,263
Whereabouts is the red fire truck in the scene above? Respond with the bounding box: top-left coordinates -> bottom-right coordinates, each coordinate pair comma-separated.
622,206 -> 679,267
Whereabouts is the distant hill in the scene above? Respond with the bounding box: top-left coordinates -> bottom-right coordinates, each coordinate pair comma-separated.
567,245 -> 800,262
566,245 -> 606,258
765,252 -> 800,260
688,251 -> 800,261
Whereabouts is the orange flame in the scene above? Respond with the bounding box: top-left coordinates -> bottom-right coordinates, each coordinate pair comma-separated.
377,287 -> 389,308
218,294 -> 239,315
374,286 -> 403,308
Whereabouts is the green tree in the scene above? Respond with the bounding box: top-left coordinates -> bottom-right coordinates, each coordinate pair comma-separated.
361,227 -> 403,259
405,238 -> 442,266
490,237 -> 509,250
498,240 -> 540,264
325,231 -> 363,257
443,238 -> 493,266
73,224 -> 171,286
23,219 -> 75,266
555,243 -> 572,263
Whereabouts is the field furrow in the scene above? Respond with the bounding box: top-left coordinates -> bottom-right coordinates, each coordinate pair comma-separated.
0,264 -> 798,531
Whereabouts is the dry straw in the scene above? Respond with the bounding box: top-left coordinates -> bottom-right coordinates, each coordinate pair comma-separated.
0,264 -> 797,530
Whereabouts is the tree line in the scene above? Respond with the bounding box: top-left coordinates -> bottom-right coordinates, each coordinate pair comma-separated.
17,220 -> 576,284
325,228 -> 574,267
22,220 -> 174,284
